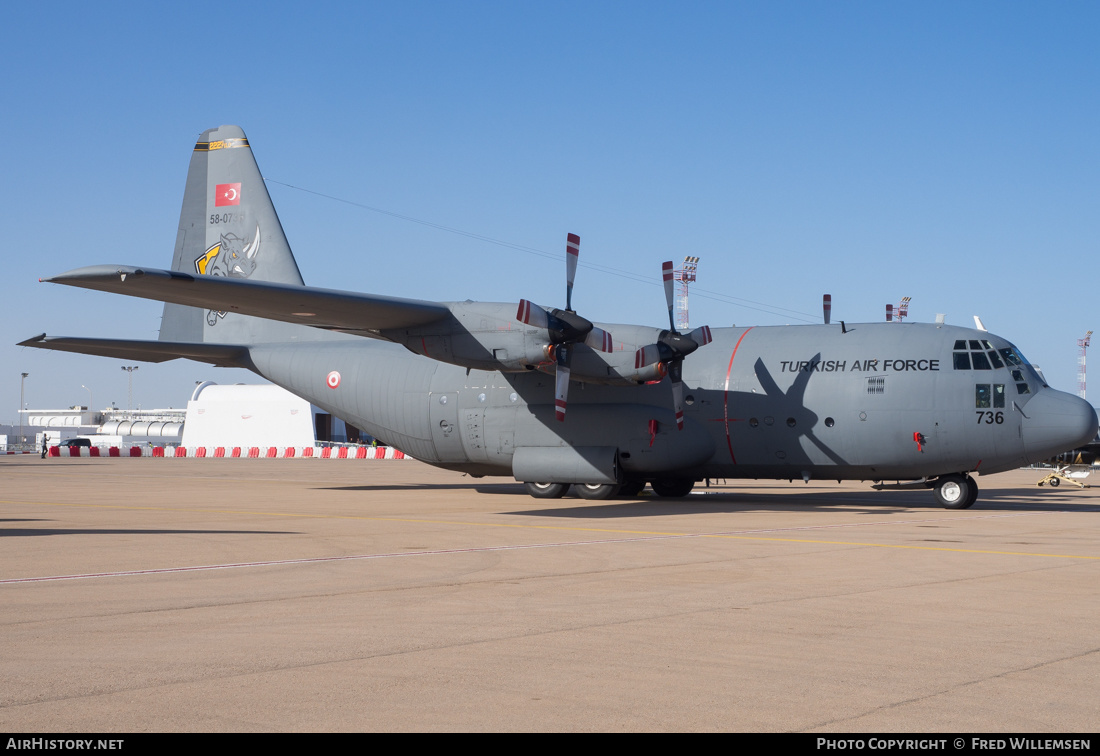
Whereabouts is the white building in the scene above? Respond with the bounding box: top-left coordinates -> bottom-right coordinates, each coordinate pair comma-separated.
181,382 -> 315,448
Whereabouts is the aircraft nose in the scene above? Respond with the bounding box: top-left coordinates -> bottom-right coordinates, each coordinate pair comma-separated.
1020,389 -> 1098,463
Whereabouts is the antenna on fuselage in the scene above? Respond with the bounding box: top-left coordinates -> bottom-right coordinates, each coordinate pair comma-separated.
822,294 -> 831,325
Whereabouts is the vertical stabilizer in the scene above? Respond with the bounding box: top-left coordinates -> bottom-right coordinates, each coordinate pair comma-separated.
160,125 -> 305,344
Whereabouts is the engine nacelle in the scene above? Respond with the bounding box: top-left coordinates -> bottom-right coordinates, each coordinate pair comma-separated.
381,302 -> 669,385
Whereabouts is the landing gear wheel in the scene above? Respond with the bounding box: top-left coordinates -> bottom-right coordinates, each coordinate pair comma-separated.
933,474 -> 974,509
650,478 -> 695,498
618,479 -> 647,498
524,481 -> 570,499
575,483 -> 619,500
1050,477 -> 1060,487
965,478 -> 980,508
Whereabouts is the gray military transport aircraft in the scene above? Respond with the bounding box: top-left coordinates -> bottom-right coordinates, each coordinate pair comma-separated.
20,125 -> 1099,508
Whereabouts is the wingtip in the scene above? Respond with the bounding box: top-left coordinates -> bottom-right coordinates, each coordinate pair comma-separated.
17,333 -> 47,347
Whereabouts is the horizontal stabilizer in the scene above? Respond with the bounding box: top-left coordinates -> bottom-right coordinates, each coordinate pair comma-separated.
43,266 -> 452,336
18,334 -> 250,367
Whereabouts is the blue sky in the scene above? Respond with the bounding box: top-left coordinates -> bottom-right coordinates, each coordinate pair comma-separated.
3,2 -> 1098,417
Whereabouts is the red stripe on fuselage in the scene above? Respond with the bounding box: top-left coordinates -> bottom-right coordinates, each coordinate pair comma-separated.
724,328 -> 754,464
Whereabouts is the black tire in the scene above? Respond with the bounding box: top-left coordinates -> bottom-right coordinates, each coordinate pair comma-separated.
524,481 -> 570,499
650,478 -> 695,498
1050,477 -> 1060,487
964,477 -> 979,508
575,483 -> 619,500
933,474 -> 972,509
618,478 -> 647,498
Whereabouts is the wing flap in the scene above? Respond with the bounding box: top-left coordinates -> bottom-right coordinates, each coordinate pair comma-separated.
44,265 -> 452,334
18,334 -> 250,367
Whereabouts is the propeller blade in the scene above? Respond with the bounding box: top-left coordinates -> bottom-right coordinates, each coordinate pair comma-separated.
517,299 -> 550,329
662,261 -> 676,331
555,343 -> 571,421
584,326 -> 613,353
687,325 -> 712,348
635,344 -> 662,369
668,359 -> 685,430
565,233 -> 580,312
823,294 -> 831,325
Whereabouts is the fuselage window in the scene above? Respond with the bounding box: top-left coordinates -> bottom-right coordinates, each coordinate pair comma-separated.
953,352 -> 971,370
1017,382 -> 1031,395
976,384 -> 991,408
994,384 -> 1005,408
972,352 -> 992,370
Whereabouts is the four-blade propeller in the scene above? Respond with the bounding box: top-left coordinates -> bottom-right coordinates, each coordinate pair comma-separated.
633,261 -> 713,430
517,243 -> 714,429
516,233 -> 613,421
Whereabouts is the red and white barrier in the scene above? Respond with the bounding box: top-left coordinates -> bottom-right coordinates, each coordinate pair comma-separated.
48,445 -> 409,459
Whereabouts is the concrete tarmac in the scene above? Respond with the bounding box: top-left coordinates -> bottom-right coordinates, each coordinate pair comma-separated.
1,457 -> 1098,732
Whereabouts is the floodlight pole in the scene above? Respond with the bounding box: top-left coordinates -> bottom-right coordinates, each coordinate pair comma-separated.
121,366 -> 139,410
19,372 -> 28,449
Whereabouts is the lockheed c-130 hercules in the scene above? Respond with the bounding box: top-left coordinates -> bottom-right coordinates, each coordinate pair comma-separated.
20,125 -> 1098,508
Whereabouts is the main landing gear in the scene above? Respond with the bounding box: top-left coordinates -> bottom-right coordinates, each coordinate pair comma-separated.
523,478 -> 697,500
932,473 -> 979,509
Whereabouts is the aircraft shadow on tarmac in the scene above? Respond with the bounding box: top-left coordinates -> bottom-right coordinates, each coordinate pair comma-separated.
311,480 -> 1100,515
0,527 -> 301,538
483,486 -> 1100,518
318,483 -> 489,492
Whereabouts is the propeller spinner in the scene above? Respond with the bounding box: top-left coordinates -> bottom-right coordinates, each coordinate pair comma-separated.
633,261 -> 713,430
516,233 -> 613,421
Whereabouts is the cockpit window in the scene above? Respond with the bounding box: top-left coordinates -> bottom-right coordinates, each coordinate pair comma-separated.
953,352 -> 971,370
1012,368 -> 1031,394
1000,348 -> 1023,366
988,350 -> 1004,369
972,352 -> 992,370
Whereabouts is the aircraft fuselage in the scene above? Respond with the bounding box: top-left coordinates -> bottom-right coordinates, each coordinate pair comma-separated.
246,319 -> 1095,486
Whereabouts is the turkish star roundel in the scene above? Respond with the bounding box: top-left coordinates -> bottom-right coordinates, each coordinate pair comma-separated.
215,183 -> 241,207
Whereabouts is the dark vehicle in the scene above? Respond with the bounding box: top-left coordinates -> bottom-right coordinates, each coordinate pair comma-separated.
59,438 -> 91,448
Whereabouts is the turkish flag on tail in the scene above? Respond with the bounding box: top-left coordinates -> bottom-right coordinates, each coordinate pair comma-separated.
215,183 -> 241,207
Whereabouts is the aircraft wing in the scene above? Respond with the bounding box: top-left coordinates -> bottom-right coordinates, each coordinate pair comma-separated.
17,334 -> 252,367
42,265 -> 453,335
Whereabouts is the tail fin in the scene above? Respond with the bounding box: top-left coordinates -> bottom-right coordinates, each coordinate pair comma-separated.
160,125 -> 305,344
